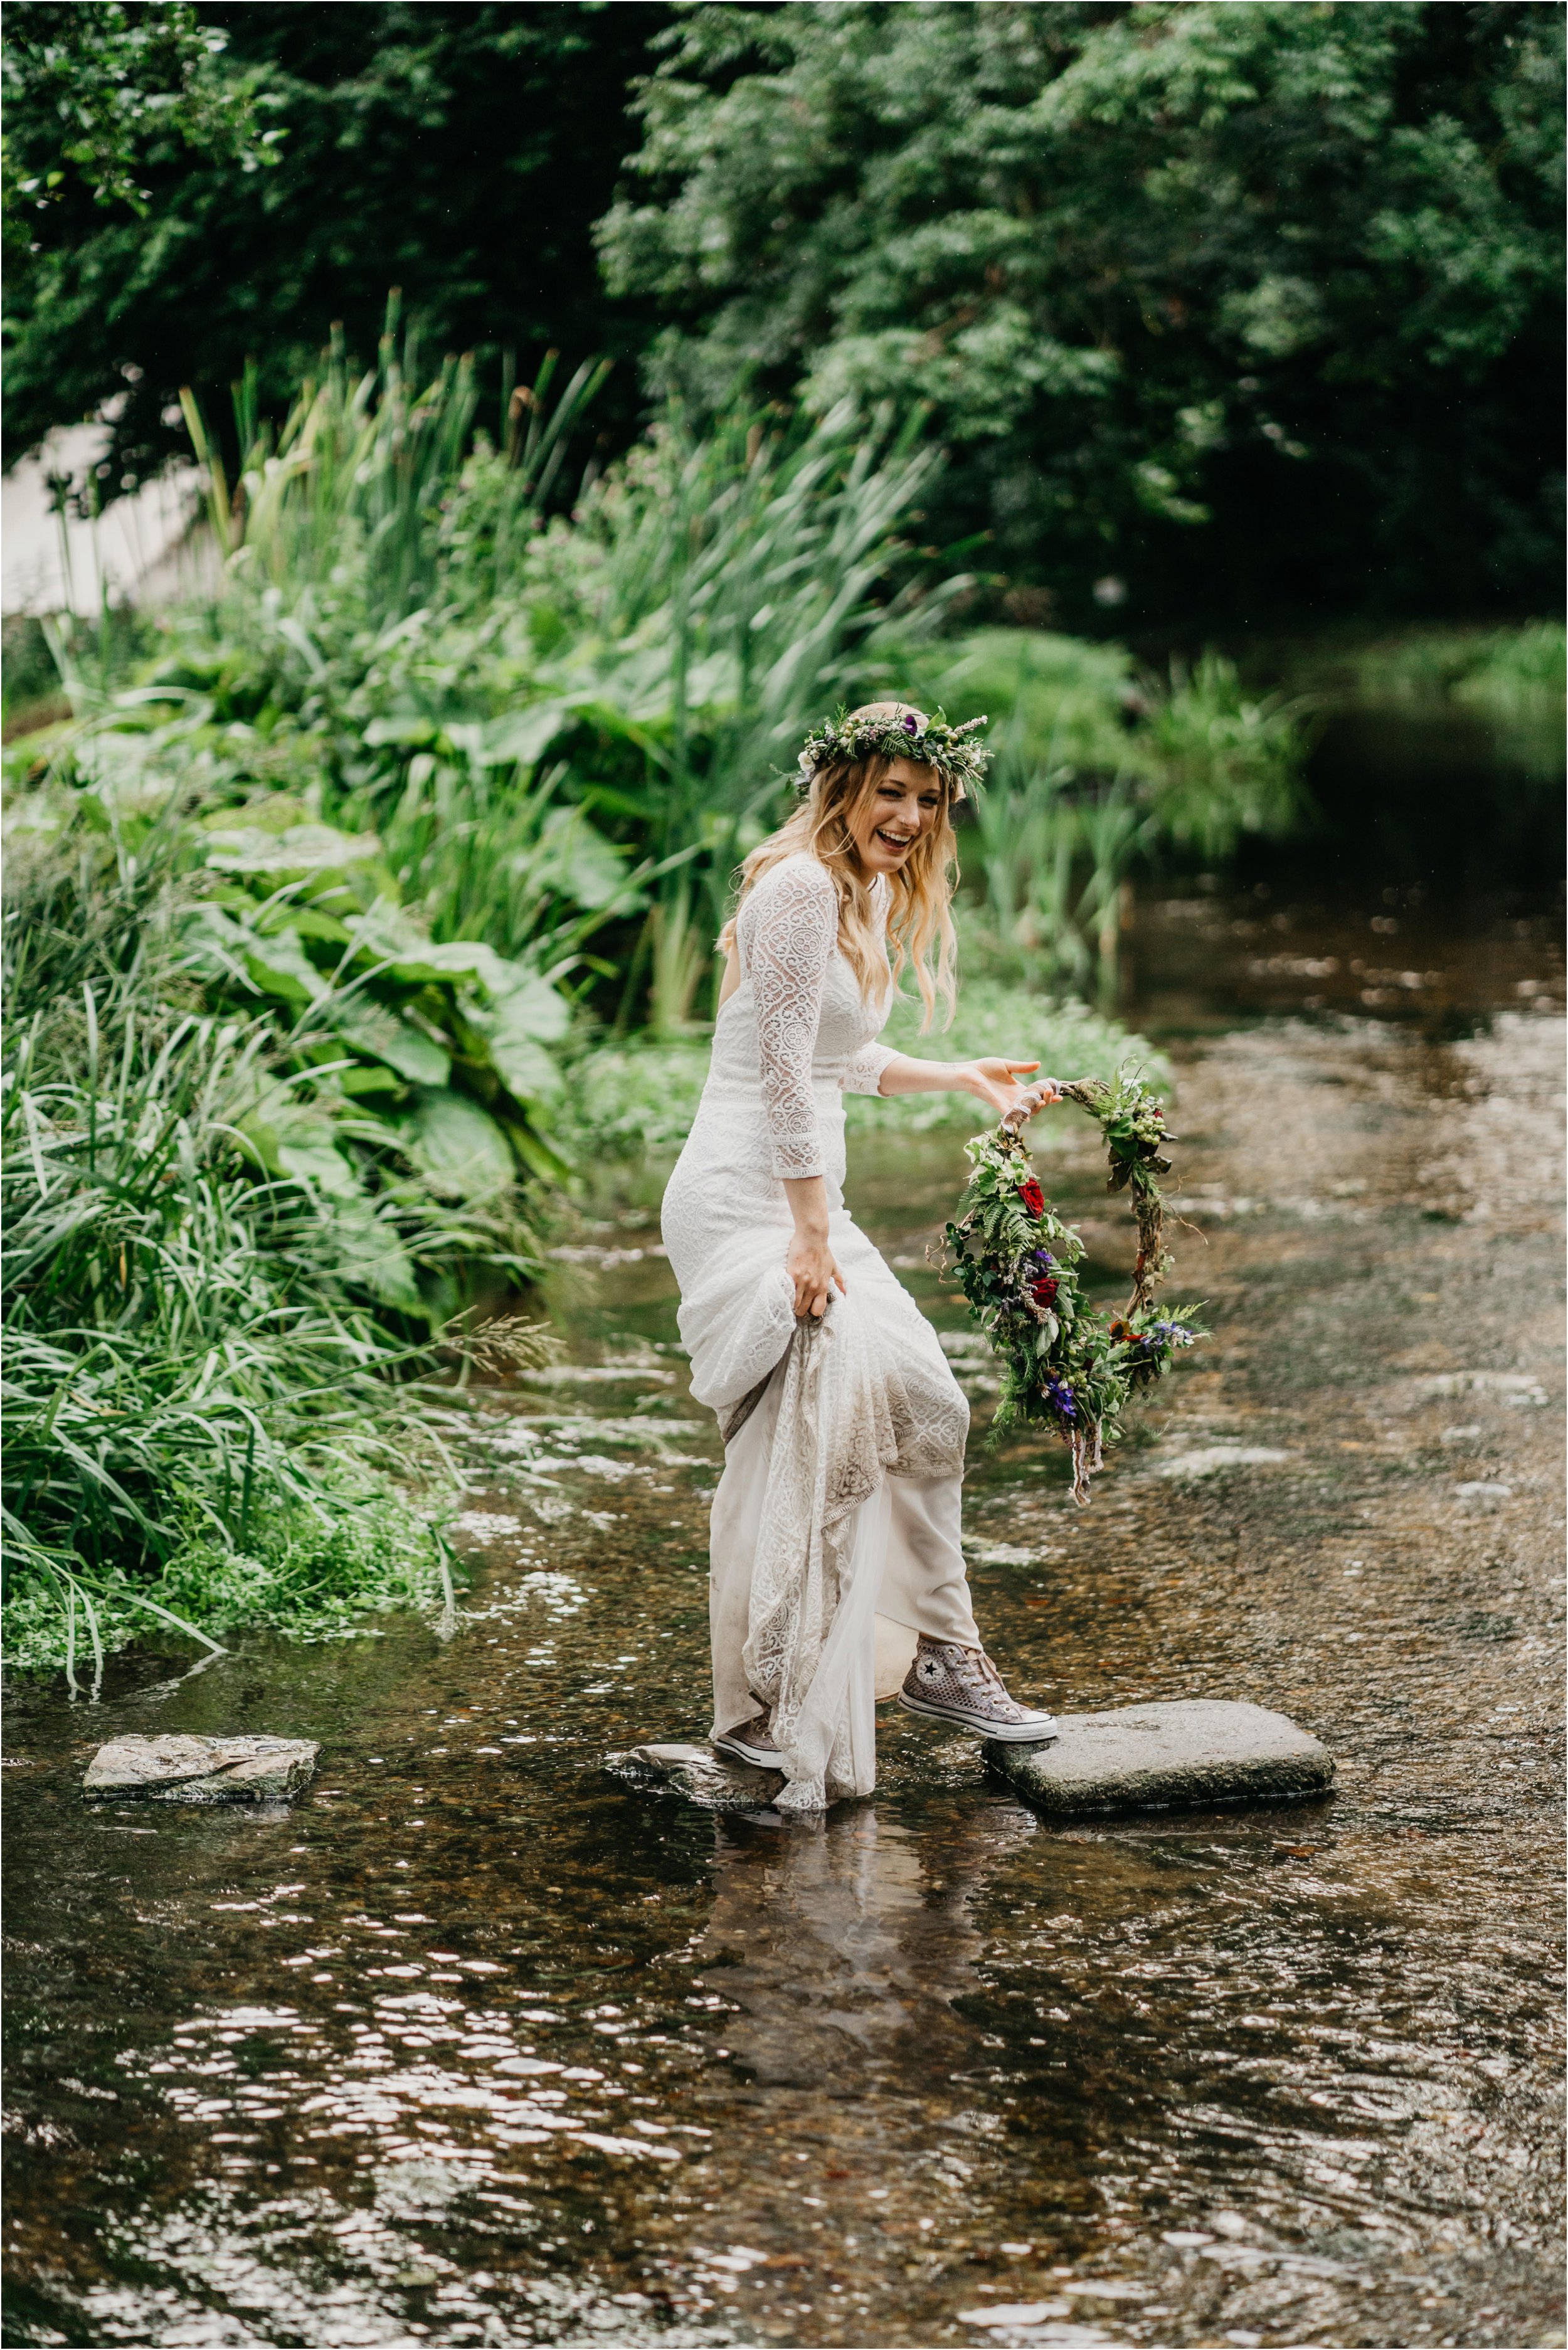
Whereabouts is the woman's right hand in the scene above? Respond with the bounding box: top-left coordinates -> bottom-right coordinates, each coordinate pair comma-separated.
787,1229 -> 846,1320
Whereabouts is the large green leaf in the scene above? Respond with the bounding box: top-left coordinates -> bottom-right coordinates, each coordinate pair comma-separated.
541,807 -> 637,912
331,1001 -> 451,1087
201,821 -> 385,876
472,1005 -> 563,1102
313,1194 -> 423,1311
345,907 -> 570,1034
177,902 -> 259,987
474,968 -> 569,1041
345,907 -> 506,992
235,1082 -> 342,1178
401,1089 -> 516,1199
477,697 -> 592,770
363,713 -> 441,749
276,1139 -> 361,1199
240,927 -> 329,1006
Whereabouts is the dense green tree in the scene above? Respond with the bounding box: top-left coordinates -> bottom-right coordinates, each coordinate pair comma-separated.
1,1 -> 280,222
3,1 -> 667,497
600,1 -> 1565,626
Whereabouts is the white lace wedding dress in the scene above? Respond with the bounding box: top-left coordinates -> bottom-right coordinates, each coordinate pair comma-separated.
661,852 -> 977,1812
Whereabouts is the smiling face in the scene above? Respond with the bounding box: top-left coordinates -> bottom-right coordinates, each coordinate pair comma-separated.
843,756 -> 946,879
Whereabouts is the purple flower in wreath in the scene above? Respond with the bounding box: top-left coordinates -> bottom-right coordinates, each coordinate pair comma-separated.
903,711 -> 920,736
1032,1248 -> 1054,1267
1044,1370 -> 1077,1420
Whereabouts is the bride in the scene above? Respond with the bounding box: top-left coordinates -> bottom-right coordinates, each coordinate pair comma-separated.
660,702 -> 1059,1813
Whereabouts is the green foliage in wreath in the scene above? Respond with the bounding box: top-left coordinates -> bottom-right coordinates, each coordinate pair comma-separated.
943,1064 -> 1203,1501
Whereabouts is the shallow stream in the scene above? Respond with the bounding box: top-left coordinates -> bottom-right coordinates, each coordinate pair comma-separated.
4,880 -> 1564,2349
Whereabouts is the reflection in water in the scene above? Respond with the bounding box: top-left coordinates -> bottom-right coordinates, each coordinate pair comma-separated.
694,1803 -> 1033,2090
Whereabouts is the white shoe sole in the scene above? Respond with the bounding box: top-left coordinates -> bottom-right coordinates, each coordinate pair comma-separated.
899,1690 -> 1058,1744
713,1735 -> 785,1772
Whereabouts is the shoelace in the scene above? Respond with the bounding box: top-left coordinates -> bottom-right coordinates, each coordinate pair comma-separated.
930,1646 -> 1026,1716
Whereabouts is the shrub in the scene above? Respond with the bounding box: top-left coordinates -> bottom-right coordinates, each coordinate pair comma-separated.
1,804 -> 547,1681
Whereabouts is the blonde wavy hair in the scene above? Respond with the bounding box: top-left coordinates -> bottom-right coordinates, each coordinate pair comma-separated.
721,701 -> 959,1030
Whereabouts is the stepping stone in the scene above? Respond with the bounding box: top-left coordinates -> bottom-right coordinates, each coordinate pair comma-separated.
984,1700 -> 1332,1818
82,1733 -> 320,1804
605,1742 -> 782,1813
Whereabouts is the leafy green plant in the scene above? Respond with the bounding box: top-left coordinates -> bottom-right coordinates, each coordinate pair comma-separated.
438,397 -> 955,1032
909,630 -> 1305,998
1144,653 -> 1305,862
9,712 -> 580,1227
157,366 -> 958,1033
1,787 -> 549,1681
1319,621 -> 1566,714
197,305 -> 611,628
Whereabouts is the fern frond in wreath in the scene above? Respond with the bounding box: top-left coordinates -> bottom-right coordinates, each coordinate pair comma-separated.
941,1062 -> 1203,1503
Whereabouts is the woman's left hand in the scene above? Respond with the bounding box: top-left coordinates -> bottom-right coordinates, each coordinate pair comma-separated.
964,1058 -> 1062,1123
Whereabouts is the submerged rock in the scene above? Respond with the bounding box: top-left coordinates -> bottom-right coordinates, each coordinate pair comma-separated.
985,1700 -> 1332,1818
605,1742 -> 781,1813
82,1733 -> 319,1804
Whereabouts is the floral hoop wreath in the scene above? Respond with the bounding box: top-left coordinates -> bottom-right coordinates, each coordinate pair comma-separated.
940,1065 -> 1204,1503
795,704 -> 991,800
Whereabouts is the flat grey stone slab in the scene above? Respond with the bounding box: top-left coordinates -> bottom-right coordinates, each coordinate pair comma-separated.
83,1733 -> 320,1804
984,1700 -> 1332,1818
605,1742 -> 782,1813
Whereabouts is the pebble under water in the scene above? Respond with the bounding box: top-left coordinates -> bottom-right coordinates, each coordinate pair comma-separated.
4,888 -> 1564,2350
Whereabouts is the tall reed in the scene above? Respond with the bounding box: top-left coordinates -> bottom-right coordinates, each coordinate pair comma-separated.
516,400 -> 951,1029
187,294 -> 611,628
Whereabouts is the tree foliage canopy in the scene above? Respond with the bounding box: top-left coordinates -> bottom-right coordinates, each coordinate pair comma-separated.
3,1 -> 666,497
2,1 -> 1560,626
2,1 -> 280,220
600,1 -> 1564,623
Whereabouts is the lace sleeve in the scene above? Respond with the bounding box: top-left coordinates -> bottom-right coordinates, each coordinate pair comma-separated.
841,1039 -> 898,1097
747,859 -> 839,1180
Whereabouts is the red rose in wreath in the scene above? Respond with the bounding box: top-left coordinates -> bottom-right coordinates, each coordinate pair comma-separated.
1030,1275 -> 1059,1306
1018,1178 -> 1046,1217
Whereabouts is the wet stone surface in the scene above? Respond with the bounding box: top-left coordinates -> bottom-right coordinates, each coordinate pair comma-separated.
82,1735 -> 320,1804
3,889 -> 1564,2349
606,1745 -> 783,1814
983,1701 -> 1334,1818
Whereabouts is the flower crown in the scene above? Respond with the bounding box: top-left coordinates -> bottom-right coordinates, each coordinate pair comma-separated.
795,704 -> 990,799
